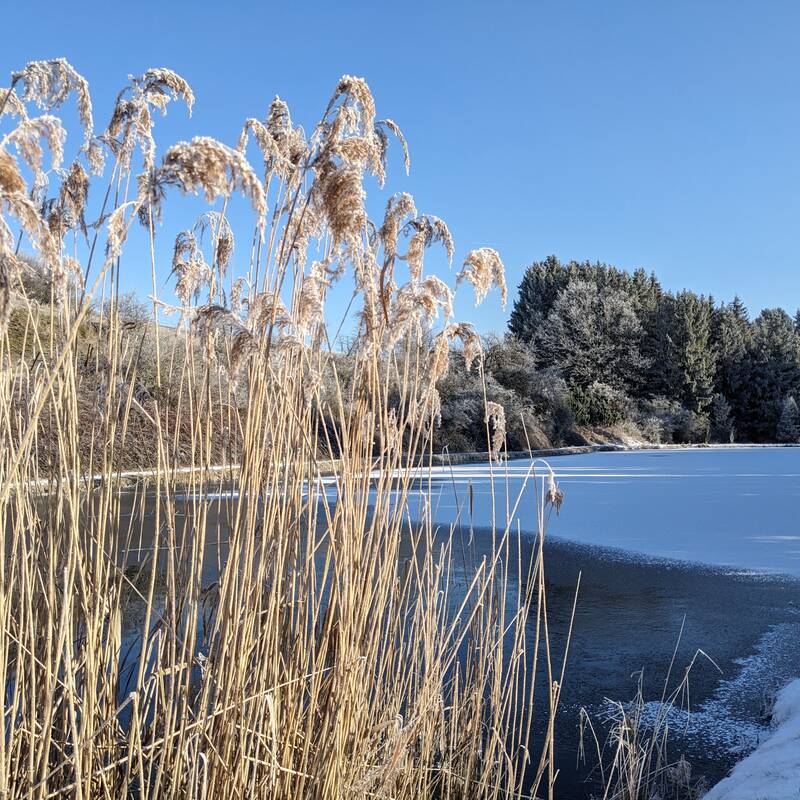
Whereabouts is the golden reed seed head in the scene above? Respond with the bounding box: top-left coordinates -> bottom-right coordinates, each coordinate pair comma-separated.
152,136 -> 266,221
0,87 -> 26,118
388,276 -> 453,345
294,274 -> 325,337
171,229 -> 212,307
445,322 -> 483,372
380,192 -> 417,259
334,75 -> 376,135
12,58 -> 93,145
84,139 -> 106,176
105,201 -> 137,260
427,334 -> 451,384
0,149 -> 26,195
457,247 -> 507,308
58,161 -> 89,227
485,401 -> 506,463
375,118 -> 410,175
237,118 -> 272,156
136,68 -> 195,117
314,160 -> 366,249
246,290 -> 292,333
4,115 -> 66,187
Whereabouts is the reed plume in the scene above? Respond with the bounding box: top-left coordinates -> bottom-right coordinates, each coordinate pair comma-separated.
148,136 -> 266,220
485,400 -> 506,462
457,246 -> 507,307
12,57 -> 93,143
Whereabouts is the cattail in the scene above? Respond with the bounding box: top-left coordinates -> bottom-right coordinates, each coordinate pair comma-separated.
150,137 -> 266,221
485,401 -> 506,463
12,58 -> 93,144
457,247 -> 507,308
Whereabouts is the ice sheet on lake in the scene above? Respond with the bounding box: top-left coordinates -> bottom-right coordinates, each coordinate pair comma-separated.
392,447 -> 800,577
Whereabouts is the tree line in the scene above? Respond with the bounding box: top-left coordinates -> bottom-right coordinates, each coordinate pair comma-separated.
499,255 -> 800,445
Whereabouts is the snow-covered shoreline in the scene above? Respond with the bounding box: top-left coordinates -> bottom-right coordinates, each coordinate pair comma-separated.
705,678 -> 800,799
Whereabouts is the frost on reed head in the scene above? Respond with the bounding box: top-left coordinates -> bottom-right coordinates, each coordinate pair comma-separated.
457,247 -> 507,308
11,58 -> 93,145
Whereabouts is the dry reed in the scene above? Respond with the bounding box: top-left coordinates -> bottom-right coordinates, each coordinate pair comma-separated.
0,58 -> 564,800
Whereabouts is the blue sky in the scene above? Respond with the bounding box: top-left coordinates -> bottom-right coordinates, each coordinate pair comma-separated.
3,0 -> 800,332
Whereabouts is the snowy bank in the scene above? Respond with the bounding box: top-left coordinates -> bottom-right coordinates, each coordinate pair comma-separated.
705,678 -> 800,799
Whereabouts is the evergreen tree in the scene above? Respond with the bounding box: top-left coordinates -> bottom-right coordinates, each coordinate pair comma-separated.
639,293 -> 681,400
713,296 -> 751,429
741,309 -> 800,440
708,393 -> 734,443
507,256 -> 569,344
671,291 -> 717,413
538,279 -> 647,391
776,395 -> 800,443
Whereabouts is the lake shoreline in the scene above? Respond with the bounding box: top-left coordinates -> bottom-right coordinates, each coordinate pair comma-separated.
518,532 -> 800,797
18,441 -> 800,494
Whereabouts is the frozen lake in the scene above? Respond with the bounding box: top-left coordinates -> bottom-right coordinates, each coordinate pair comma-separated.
121,446 -> 800,796
394,446 -> 800,576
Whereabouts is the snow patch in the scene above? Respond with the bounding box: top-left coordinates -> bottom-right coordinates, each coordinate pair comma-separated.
705,678 -> 800,800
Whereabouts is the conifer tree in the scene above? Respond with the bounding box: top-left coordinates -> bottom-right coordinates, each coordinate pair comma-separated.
709,393 -> 734,442
776,395 -> 800,443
